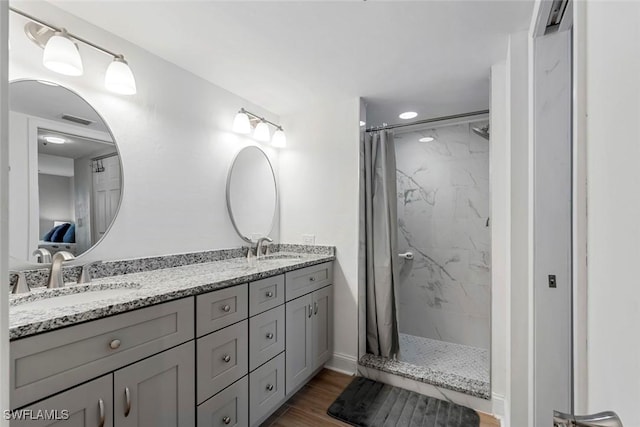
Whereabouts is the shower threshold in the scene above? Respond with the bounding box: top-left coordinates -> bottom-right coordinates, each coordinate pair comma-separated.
358,334 -> 490,400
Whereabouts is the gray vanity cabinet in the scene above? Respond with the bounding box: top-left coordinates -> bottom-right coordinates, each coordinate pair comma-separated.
285,284 -> 333,396
113,341 -> 195,427
10,374 -> 113,427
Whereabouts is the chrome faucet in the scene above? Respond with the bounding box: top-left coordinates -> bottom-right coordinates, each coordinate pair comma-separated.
256,237 -> 273,259
78,261 -> 102,284
47,251 -> 75,289
10,271 -> 30,294
32,248 -> 52,263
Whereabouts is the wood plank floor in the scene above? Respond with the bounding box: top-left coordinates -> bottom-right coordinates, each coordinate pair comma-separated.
261,369 -> 500,427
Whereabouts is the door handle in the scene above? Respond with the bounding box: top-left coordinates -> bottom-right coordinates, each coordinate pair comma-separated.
98,399 -> 105,427
124,387 -> 131,417
308,304 -> 312,318
314,302 -> 318,315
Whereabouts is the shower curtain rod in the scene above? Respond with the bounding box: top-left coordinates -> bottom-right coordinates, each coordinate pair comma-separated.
365,110 -> 489,133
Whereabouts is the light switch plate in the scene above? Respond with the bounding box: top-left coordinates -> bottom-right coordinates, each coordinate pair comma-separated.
302,234 -> 316,245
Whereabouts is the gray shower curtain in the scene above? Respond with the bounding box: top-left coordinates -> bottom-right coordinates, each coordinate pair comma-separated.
360,130 -> 400,358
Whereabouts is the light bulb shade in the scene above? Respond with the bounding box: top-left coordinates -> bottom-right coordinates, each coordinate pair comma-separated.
42,30 -> 83,76
105,56 -> 137,95
232,111 -> 252,134
254,121 -> 271,142
272,129 -> 287,148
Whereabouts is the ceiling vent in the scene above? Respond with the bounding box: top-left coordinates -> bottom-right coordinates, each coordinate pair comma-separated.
61,114 -> 94,126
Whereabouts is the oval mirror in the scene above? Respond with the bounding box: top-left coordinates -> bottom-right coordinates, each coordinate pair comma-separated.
226,146 -> 277,242
9,80 -> 123,264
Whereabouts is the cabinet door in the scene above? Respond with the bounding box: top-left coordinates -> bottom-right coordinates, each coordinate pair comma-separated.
285,295 -> 312,396
10,375 -> 112,427
114,342 -> 195,427
312,286 -> 333,370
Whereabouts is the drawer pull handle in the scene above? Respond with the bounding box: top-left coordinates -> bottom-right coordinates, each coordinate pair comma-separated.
124,387 -> 131,417
222,416 -> 231,425
308,304 -> 313,318
266,332 -> 274,340
98,399 -> 105,427
266,384 -> 274,391
314,302 -> 318,315
222,354 -> 231,363
222,304 -> 231,312
266,291 -> 274,298
109,339 -> 121,350
309,276 -> 316,282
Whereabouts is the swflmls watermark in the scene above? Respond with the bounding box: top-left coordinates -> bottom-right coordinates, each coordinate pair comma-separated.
3,409 -> 70,421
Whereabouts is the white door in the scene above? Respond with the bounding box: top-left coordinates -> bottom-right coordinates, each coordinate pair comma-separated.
91,155 -> 121,244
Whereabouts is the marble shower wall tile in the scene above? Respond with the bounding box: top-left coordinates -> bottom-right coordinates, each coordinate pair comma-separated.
395,121 -> 491,350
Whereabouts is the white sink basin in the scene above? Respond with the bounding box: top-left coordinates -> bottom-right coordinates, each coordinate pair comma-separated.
10,282 -> 142,310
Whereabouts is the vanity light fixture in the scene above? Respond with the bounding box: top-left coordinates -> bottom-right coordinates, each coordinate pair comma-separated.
399,111 -> 418,120
44,136 -> 66,144
232,109 -> 252,134
418,136 -> 435,142
253,120 -> 271,142
11,7 -> 138,95
105,55 -> 137,95
42,29 -> 83,76
271,128 -> 287,148
232,108 -> 287,148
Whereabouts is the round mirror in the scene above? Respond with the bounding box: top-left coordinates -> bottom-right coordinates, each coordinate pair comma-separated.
226,146 -> 277,243
9,80 -> 123,264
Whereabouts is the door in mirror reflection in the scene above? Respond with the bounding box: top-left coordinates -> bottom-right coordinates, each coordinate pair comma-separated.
9,80 -> 123,264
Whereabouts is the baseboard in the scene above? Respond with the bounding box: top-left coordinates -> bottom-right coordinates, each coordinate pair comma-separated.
325,352 -> 358,375
491,392 -> 506,425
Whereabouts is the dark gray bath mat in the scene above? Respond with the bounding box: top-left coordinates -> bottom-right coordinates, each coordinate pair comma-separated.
327,377 -> 480,427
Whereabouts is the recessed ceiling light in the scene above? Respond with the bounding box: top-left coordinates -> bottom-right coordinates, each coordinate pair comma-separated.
359,121 -> 366,127
44,136 -> 66,144
399,111 -> 417,120
419,137 -> 435,143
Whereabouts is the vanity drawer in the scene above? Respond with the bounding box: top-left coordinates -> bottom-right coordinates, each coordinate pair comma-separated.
249,352 -> 285,426
285,262 -> 333,301
196,284 -> 248,337
196,320 -> 248,404
249,275 -> 284,316
249,305 -> 285,371
197,376 -> 248,427
10,297 -> 194,409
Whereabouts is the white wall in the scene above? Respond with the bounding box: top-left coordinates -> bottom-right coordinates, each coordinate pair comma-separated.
0,1 -> 10,423
490,60 -> 509,420
38,154 -> 74,177
279,97 -> 360,373
585,2 -> 640,425
38,173 -> 74,236
9,1 -> 280,263
507,30 -> 533,427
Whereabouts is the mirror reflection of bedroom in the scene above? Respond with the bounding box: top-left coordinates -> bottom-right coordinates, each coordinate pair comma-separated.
9,80 -> 122,264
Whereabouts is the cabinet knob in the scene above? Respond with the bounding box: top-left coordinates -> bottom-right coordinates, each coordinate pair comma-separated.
266,291 -> 273,298
222,304 -> 231,312
266,332 -> 274,340
109,339 -> 121,350
222,354 -> 231,363
309,276 -> 316,282
266,384 -> 274,391
222,416 -> 231,424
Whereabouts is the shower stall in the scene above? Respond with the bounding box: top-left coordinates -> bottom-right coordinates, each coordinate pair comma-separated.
360,114 -> 491,400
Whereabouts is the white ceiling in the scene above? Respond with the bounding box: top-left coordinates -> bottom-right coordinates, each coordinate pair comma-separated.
49,0 -> 533,125
10,80 -> 111,133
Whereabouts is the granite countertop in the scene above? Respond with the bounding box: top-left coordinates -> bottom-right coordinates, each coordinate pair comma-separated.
9,252 -> 334,340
